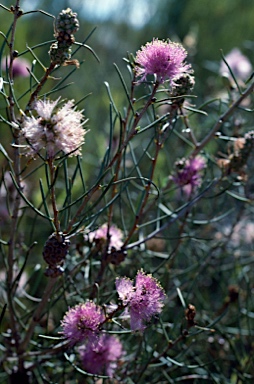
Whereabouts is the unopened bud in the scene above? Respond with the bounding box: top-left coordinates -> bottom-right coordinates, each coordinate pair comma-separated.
55,8 -> 79,35
185,303 -> 196,327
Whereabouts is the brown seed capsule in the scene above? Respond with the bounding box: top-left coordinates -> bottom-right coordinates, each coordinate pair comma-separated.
228,285 -> 239,303
43,232 -> 70,268
185,304 -> 196,327
55,8 -> 79,35
105,247 -> 127,265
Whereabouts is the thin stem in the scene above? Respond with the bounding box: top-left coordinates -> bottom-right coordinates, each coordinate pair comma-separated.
126,179 -> 217,251
192,80 -> 254,156
136,316 -> 199,383
107,80 -> 136,226
19,277 -> 58,352
89,257 -> 107,299
6,0 -> 22,356
123,126 -> 163,246
66,82 -> 159,235
65,183 -> 101,233
92,83 -> 160,296
48,158 -> 60,234
107,82 -> 160,170
17,160 -> 60,353
167,207 -> 191,268
106,82 -> 136,230
0,4 -> 11,11
135,333 -> 185,383
88,84 -> 160,297
179,105 -> 198,147
107,120 -> 126,230
25,62 -> 56,111
122,100 -> 178,246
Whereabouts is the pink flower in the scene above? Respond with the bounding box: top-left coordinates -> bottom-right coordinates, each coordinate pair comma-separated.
60,302 -> 105,345
79,334 -> 123,377
1,56 -> 31,78
135,38 -> 192,85
87,223 -> 123,251
116,270 -> 166,331
220,48 -> 252,81
22,98 -> 87,159
172,155 -> 206,197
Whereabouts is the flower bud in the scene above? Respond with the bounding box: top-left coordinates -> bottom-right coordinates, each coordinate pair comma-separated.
50,8 -> 79,65
55,8 -> 79,35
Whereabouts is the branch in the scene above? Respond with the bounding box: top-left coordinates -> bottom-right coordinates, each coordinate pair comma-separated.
192,81 -> 254,156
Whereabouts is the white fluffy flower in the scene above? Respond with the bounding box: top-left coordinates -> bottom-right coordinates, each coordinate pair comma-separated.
22,98 -> 87,158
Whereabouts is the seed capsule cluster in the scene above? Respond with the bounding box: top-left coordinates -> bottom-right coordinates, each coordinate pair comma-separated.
49,8 -> 79,65
43,232 -> 70,277
105,247 -> 127,265
229,130 -> 254,172
171,73 -> 195,106
55,8 -> 79,35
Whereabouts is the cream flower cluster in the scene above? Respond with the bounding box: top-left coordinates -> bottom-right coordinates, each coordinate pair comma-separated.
22,98 -> 87,159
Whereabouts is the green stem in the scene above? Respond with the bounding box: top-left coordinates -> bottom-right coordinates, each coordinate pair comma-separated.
48,158 -> 60,234
192,80 -> 254,156
123,125 -> 163,246
67,82 -> 160,235
19,277 -> 58,353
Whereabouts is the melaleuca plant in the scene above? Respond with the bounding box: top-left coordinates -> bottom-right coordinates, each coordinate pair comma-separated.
0,1 -> 254,383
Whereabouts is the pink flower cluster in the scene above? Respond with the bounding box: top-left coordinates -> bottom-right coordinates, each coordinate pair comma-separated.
79,334 -> 123,377
86,223 -> 124,251
60,270 -> 166,376
1,56 -> 31,78
172,155 -> 206,197
61,301 -> 105,345
61,301 -> 123,376
22,98 -> 87,159
135,38 -> 192,85
116,270 -> 166,331
220,48 -> 252,81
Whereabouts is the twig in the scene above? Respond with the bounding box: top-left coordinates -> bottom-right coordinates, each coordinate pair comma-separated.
192,80 -> 254,156
48,158 -> 60,234
125,179 -> 217,250
107,82 -> 160,170
123,121 -> 163,246
66,82 -> 160,235
179,105 -> 198,147
19,277 -> 58,353
25,62 -> 56,111
6,0 -> 22,356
